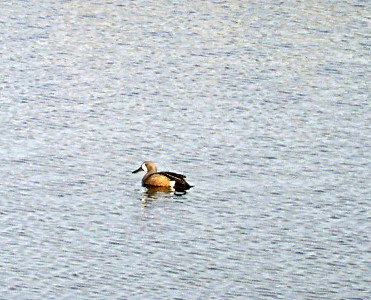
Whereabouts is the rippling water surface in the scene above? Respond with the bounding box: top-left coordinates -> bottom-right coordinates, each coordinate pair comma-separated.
1,1 -> 370,299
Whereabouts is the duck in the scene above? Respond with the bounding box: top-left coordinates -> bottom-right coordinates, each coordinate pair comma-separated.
132,161 -> 193,191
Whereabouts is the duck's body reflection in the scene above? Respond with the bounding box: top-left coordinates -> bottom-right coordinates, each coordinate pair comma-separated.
140,186 -> 187,205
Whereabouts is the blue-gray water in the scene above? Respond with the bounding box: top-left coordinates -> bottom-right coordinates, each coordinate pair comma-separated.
1,1 -> 370,299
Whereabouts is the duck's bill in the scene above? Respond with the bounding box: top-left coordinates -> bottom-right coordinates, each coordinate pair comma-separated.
132,167 -> 143,174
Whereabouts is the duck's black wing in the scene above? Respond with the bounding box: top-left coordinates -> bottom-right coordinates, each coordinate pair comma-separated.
157,172 -> 193,190
158,171 -> 186,180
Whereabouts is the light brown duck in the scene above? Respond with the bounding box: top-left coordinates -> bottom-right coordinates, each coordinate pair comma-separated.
132,161 -> 193,191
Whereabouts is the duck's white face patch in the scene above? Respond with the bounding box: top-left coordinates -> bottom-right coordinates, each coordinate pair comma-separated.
169,180 -> 176,187
141,163 -> 148,173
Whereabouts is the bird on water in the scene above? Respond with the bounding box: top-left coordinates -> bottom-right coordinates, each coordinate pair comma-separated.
132,161 -> 193,191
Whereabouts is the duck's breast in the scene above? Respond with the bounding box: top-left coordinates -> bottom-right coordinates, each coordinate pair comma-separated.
143,173 -> 171,187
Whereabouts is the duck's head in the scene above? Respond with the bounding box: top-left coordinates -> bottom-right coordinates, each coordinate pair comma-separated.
132,161 -> 158,174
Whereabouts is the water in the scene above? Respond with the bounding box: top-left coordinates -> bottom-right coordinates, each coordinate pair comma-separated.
1,0 -> 370,299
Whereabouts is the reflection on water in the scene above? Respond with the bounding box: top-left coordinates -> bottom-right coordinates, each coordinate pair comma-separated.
140,186 -> 188,205
142,186 -> 174,200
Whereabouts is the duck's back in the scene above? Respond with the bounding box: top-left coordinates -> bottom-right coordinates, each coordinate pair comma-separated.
158,172 -> 193,190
